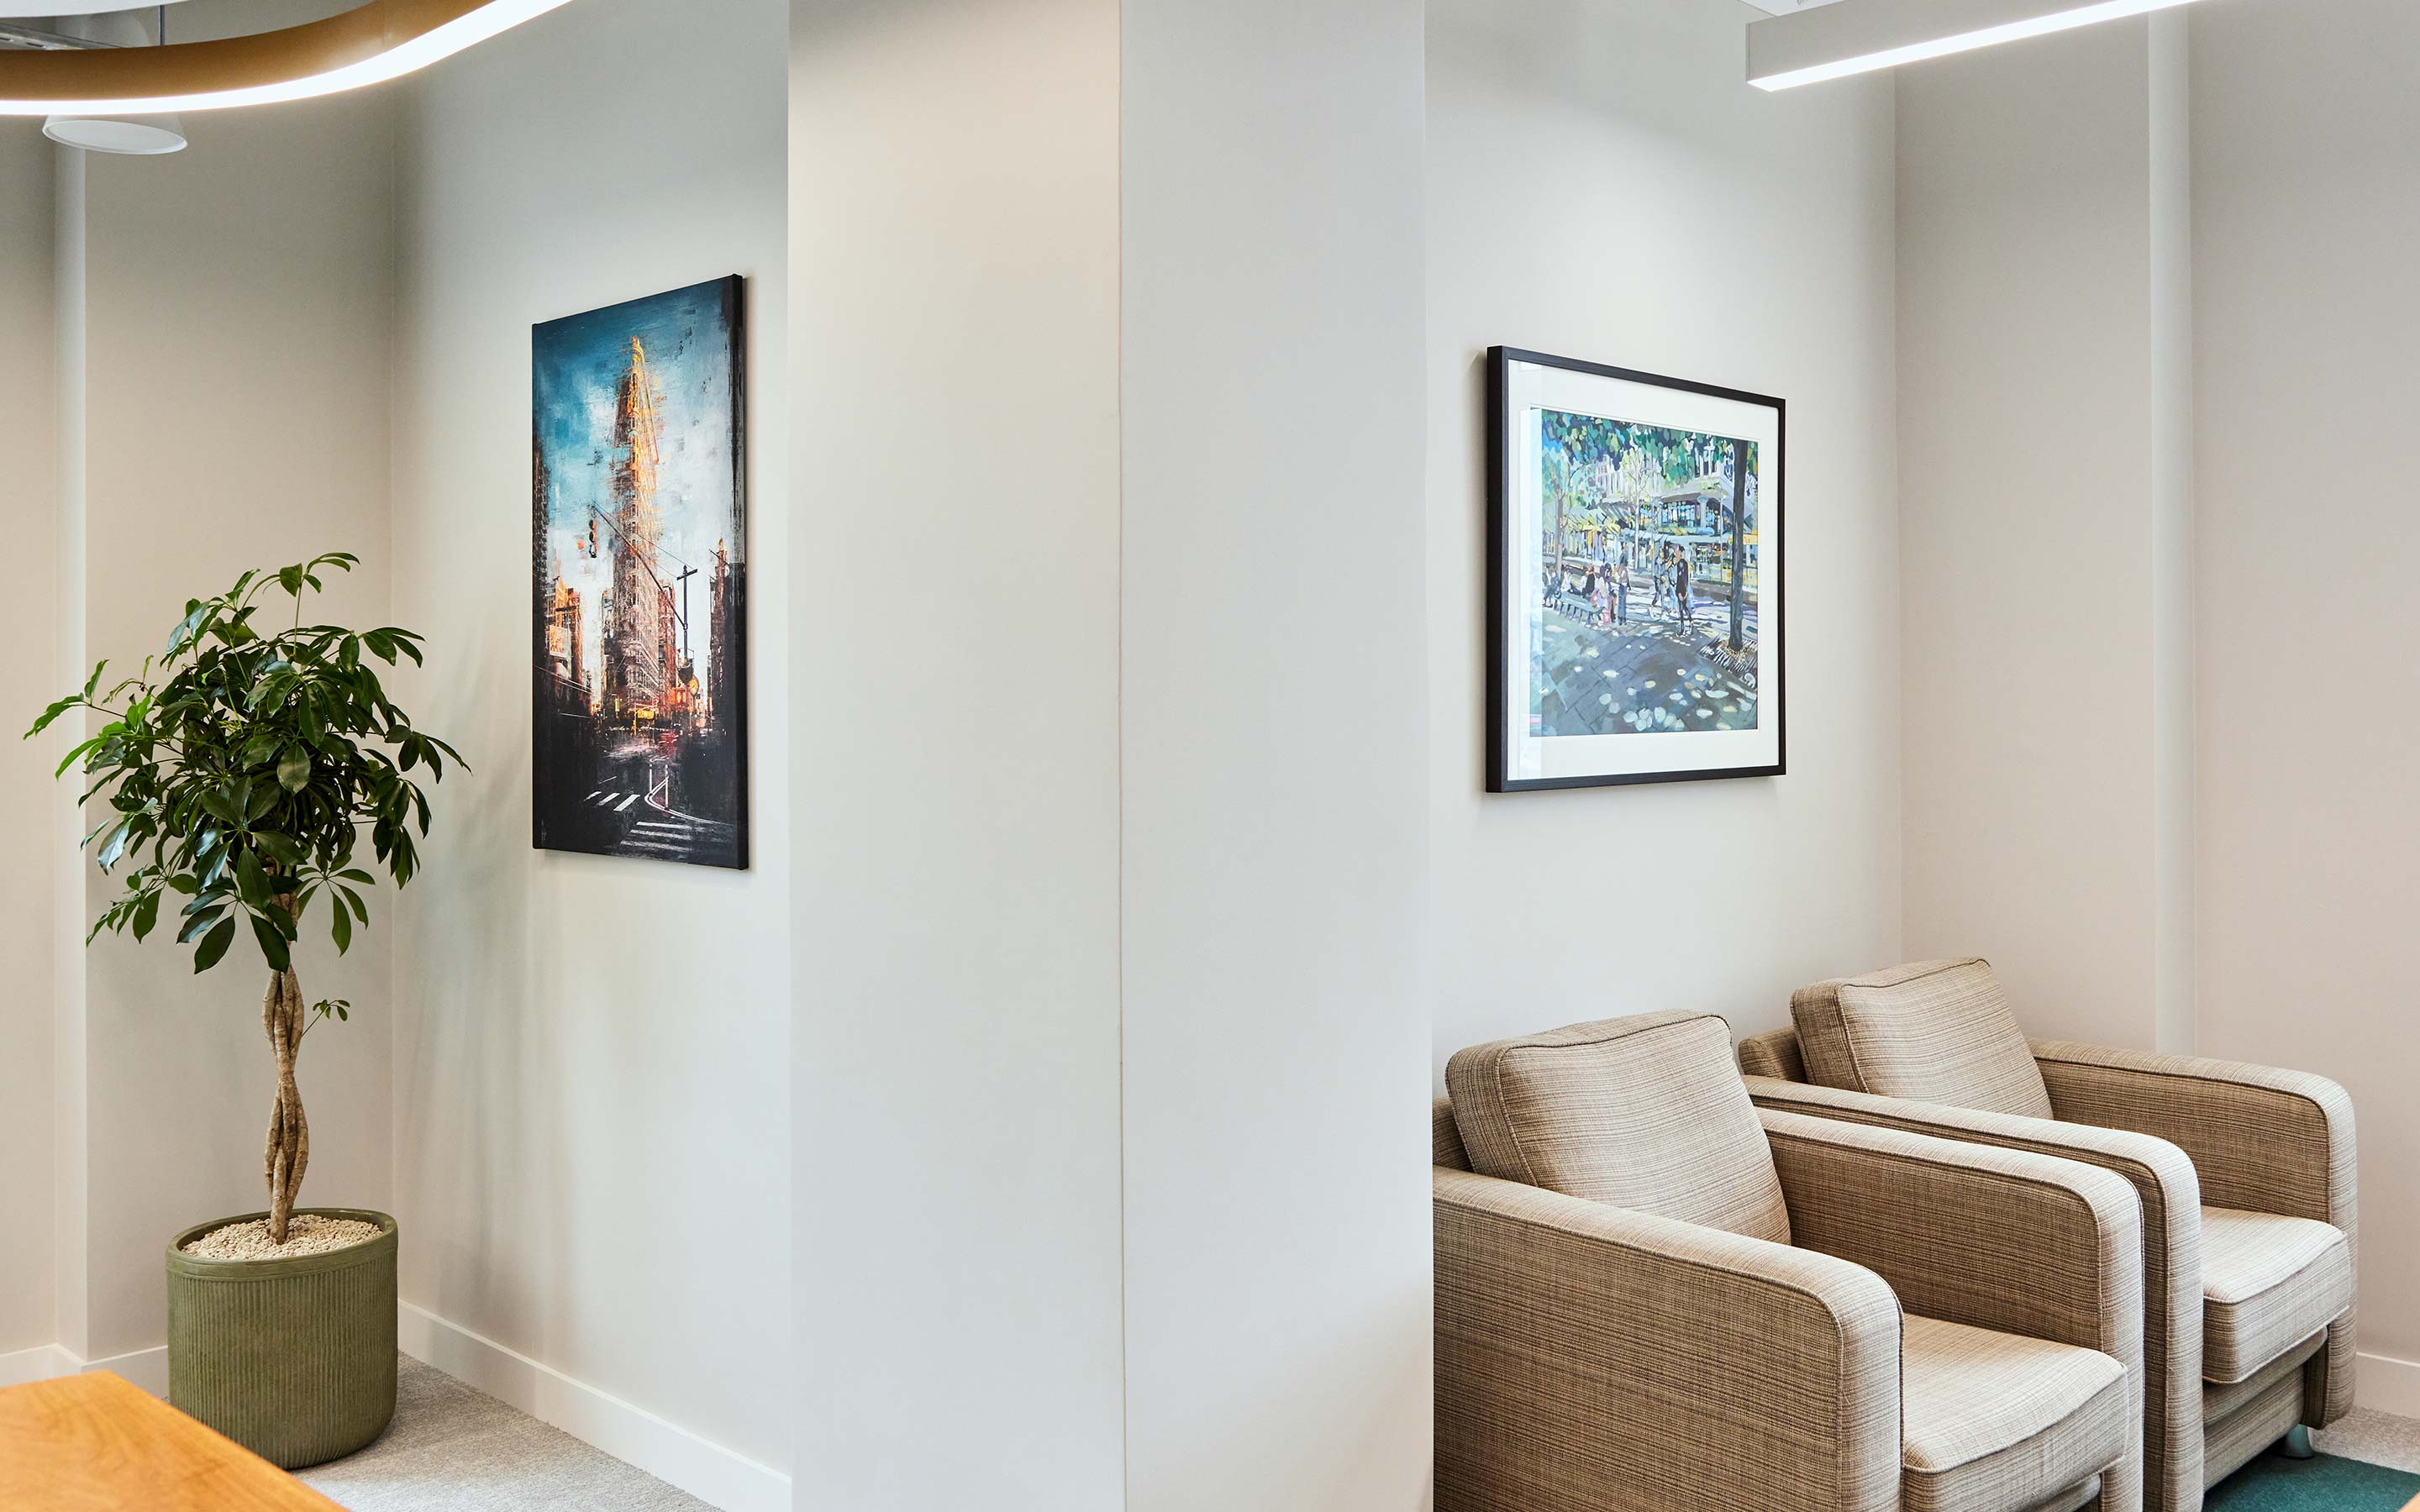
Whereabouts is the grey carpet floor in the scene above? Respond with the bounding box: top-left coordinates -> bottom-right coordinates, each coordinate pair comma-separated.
295,1355 -> 713,1511
287,1356 -> 2418,1511
2317,1408 -> 2420,1475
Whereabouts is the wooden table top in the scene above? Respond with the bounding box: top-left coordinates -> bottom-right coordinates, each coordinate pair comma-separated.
0,1370 -> 345,1511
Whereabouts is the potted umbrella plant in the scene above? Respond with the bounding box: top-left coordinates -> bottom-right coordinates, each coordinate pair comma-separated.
29,552 -> 461,1468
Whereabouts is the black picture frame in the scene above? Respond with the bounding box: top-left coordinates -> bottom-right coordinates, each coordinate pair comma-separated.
1486,345 -> 1786,793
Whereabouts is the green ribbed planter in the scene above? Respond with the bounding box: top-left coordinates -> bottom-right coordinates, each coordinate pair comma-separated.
166,1207 -> 397,1469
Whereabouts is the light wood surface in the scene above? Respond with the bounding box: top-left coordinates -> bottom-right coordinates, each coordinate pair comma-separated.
0,1370 -> 345,1511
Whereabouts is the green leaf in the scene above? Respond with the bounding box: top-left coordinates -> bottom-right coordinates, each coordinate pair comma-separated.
234,848 -> 271,909
177,904 -> 227,944
338,885 -> 368,924
131,890 -> 160,942
278,565 -> 304,596
54,737 -> 104,779
166,602 -> 209,657
165,874 -> 199,896
250,914 -> 291,972
330,897 -> 351,954
253,831 -> 303,868
95,818 -> 133,870
193,917 -> 236,972
198,785 -> 239,827
336,869 -> 375,885
276,748 -> 311,793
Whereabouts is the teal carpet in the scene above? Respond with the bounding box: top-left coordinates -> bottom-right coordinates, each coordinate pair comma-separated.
2207,1449 -> 2420,1510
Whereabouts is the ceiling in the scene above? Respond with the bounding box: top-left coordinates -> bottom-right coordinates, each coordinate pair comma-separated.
0,3 -> 199,18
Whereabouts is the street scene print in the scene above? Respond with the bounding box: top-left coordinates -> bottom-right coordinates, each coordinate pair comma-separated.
532,277 -> 748,869
1528,407 -> 1760,742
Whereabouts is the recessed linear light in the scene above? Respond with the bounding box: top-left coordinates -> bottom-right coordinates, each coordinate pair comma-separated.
0,0 -> 574,117
1748,0 -> 2210,92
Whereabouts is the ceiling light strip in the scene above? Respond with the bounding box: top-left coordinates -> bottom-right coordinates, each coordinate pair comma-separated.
0,0 -> 572,115
1748,0 -> 2208,92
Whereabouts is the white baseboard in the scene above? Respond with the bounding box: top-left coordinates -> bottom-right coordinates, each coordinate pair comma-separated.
0,1344 -> 75,1389
2357,1350 -> 2420,1419
80,1343 -> 169,1396
0,1341 -> 168,1395
397,1302 -> 789,1512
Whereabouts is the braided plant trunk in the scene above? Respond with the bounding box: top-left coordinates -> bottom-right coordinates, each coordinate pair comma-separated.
261,900 -> 311,1246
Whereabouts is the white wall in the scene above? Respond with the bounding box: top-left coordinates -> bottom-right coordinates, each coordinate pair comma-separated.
1120,2 -> 1433,1507
35,91 -> 397,1368
1896,18 -> 2193,1051
0,124 -> 58,1357
1428,0 -> 1901,1070
387,0 -> 792,1477
2189,0 -> 2420,1378
788,0 -> 1126,1504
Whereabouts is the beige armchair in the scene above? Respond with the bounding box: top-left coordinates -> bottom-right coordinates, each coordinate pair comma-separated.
1437,1011 -> 2144,1512
1738,959 -> 2356,1512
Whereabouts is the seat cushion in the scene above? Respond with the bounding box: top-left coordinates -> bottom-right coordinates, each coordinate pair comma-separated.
1792,959 -> 2055,1119
1444,1011 -> 1791,1244
2201,1206 -> 2352,1383
1900,1314 -> 2129,1512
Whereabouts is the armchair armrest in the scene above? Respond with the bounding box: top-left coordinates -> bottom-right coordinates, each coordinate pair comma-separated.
2027,1041 -> 2355,1229
1434,1166 -> 1900,1512
2029,1040 -> 2361,1426
1745,1075 -> 2205,1512
1760,1108 -> 2142,1362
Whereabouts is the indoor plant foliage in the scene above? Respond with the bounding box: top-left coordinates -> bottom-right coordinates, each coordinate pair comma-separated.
29,552 -> 461,1247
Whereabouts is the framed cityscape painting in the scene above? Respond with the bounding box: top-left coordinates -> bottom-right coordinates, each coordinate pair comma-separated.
532,276 -> 749,868
1487,346 -> 1784,792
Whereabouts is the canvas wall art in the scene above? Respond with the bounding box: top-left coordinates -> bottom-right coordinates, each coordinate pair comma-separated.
533,276 -> 748,868
1488,346 -> 1785,791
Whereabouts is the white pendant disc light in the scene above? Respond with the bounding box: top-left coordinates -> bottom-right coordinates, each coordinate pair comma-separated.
43,110 -> 187,152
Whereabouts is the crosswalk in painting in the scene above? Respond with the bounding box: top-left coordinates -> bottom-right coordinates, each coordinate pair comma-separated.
532,276 -> 749,868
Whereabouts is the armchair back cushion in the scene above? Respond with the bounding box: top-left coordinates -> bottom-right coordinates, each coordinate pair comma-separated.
1446,1011 -> 1791,1244
1793,958 -> 2056,1119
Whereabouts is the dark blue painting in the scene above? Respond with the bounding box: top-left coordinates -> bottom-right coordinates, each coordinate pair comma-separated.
532,276 -> 747,869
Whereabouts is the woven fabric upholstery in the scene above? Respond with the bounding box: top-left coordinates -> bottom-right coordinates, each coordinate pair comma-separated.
2032,1040 -> 2359,1425
1747,1075 -> 2202,1512
2203,1331 -> 2326,1425
1738,1026 -> 1807,1081
2201,1370 -> 2306,1488
1900,1315 -> 2130,1512
1433,1098 -> 1470,1172
1763,1110 -> 2143,1512
1762,1111 -> 2142,1359
2198,1207 -> 2351,1385
2024,1483 -> 2104,1512
1434,1166 -> 1901,1512
1792,960 -> 2054,1118
1447,1012 -> 1791,1244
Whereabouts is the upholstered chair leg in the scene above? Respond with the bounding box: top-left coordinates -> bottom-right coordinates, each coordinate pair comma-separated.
2280,1425 -> 2315,1460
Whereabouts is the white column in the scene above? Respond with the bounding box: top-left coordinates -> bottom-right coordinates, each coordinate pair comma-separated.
788,1 -> 1128,1506
1118,0 -> 1433,1508
1897,15 -> 2195,1051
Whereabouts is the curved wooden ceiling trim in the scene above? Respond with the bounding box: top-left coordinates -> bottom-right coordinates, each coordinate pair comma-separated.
0,0 -> 572,114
